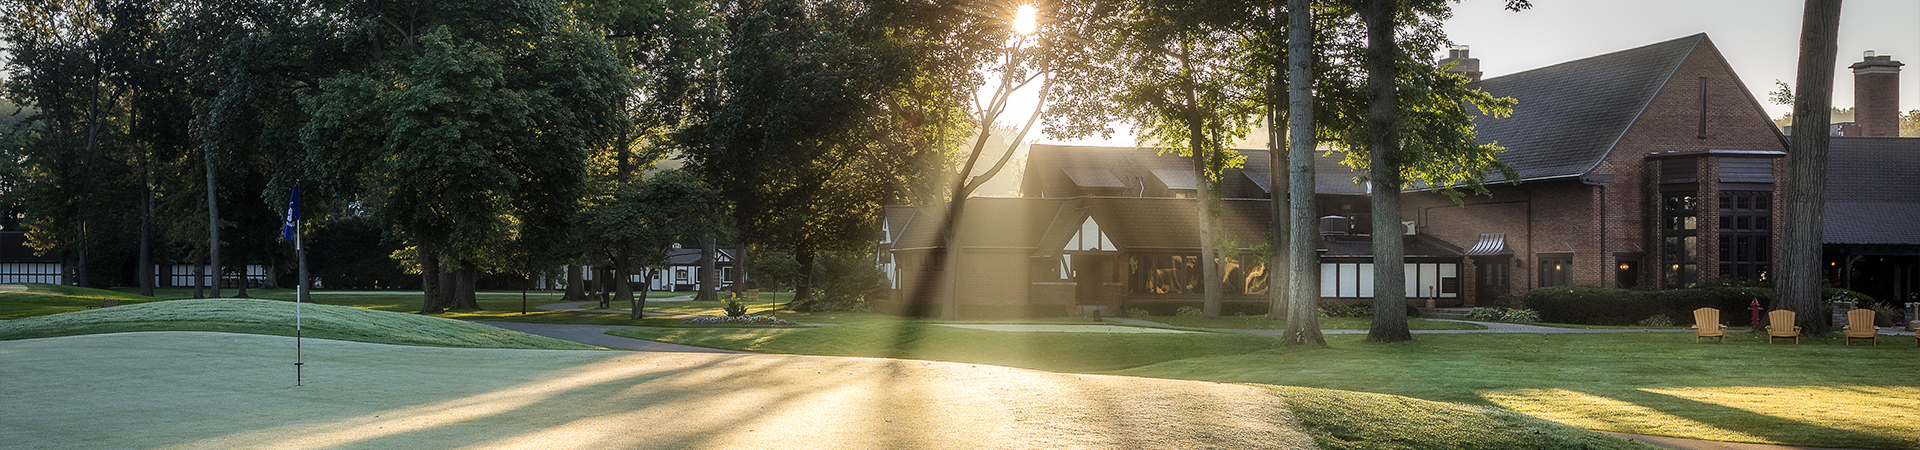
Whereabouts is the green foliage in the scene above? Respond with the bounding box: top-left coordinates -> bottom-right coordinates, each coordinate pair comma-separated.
721,297 -> 748,317
749,249 -> 802,292
1522,285 -> 1877,326
1318,303 -> 1372,318
1637,314 -> 1674,327
790,251 -> 885,312
1175,306 -> 1204,317
1465,307 -> 1540,323
1125,308 -> 1151,320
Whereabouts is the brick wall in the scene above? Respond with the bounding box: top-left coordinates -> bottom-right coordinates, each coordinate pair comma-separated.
1410,42 -> 1786,296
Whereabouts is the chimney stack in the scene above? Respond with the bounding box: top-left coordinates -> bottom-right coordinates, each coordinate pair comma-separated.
1850,50 -> 1902,137
1440,45 -> 1482,82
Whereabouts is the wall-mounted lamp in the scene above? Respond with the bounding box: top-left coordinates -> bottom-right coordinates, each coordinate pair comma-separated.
1513,258 -> 1523,268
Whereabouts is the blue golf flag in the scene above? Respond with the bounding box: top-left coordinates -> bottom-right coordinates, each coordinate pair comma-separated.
284,186 -> 300,242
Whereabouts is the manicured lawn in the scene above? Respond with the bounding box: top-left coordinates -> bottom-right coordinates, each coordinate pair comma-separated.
1138,314 -> 1487,330
0,298 -> 596,349
1117,332 -> 1920,450
0,284 -> 163,319
612,321 -> 1919,449
1269,385 -> 1649,450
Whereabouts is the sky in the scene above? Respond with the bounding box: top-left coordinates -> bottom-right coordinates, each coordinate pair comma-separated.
1010,0 -> 1920,147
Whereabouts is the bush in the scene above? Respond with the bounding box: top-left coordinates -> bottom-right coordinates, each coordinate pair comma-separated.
789,251 -> 886,313
1465,307 -> 1539,323
1522,284 -> 1876,326
1120,301 -> 1272,316
1319,303 -> 1371,318
722,297 -> 748,317
1637,315 -> 1673,327
1175,306 -> 1204,317
1125,308 -> 1151,320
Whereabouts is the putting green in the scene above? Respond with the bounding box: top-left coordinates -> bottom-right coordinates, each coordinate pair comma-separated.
0,332 -> 1316,449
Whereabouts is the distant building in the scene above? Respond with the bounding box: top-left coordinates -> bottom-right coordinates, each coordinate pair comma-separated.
878,34 -> 1914,315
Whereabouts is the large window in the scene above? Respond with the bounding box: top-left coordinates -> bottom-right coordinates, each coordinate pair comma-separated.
1537,254 -> 1572,287
1128,254 -> 1269,295
1662,192 -> 1700,288
1131,255 -> 1200,294
1718,190 -> 1772,281
1319,262 -> 1457,298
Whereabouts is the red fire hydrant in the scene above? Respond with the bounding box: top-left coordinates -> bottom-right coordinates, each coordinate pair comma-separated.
1748,298 -> 1765,328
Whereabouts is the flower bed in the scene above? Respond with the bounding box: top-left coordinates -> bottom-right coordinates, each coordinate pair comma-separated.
680,315 -> 798,326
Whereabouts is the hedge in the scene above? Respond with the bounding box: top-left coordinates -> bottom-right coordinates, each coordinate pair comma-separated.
1522,285 -> 1873,326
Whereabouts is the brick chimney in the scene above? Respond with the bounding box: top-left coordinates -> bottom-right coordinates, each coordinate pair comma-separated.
1440,46 -> 1482,82
1850,50 -> 1902,137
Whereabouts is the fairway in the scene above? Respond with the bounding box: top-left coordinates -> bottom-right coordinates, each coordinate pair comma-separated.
0,332 -> 1322,450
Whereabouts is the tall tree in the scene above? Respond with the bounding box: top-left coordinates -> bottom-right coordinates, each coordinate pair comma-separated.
583,169 -> 719,318
685,0 -> 978,305
296,0 -> 630,313
1279,0 -> 1324,346
1048,0 -> 1259,321
1778,0 -> 1843,336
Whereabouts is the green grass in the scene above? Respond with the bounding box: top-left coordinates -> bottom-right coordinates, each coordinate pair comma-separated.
0,284 -> 164,319
1138,314 -> 1487,330
1115,332 -> 1920,449
0,298 -> 598,350
610,321 -> 1279,372
608,319 -> 1919,449
1268,385 -> 1651,450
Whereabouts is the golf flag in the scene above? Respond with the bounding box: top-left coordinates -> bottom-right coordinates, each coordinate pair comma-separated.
283,186 -> 300,243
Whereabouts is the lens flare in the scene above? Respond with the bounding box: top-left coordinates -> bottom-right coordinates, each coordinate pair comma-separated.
1013,4 -> 1037,35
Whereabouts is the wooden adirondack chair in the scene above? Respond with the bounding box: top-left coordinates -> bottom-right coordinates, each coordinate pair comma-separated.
1767,310 -> 1801,344
1691,308 -> 1727,343
1842,309 -> 1878,345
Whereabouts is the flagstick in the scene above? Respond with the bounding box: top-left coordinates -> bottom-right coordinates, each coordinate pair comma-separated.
295,219 -> 304,387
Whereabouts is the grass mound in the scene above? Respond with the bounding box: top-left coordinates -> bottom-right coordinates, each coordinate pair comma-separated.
0,298 -> 598,350
0,283 -> 162,319
1268,385 -> 1652,449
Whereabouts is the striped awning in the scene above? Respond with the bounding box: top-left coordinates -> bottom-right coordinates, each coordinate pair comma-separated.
1464,233 -> 1511,256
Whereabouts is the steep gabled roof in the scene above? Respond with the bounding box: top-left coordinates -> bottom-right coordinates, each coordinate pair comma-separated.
1824,137 -> 1920,245
1470,34 -> 1707,181
891,197 -> 1068,250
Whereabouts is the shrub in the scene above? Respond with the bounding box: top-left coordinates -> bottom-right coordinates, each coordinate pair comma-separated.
722,298 -> 748,317
789,251 -> 886,312
1125,308 -> 1150,320
1464,308 -> 1506,322
1637,315 -> 1673,327
1121,301 -> 1270,316
1503,308 -> 1540,323
1522,284 -> 1876,326
1175,306 -> 1204,317
1319,303 -> 1371,318
1464,307 -> 1539,323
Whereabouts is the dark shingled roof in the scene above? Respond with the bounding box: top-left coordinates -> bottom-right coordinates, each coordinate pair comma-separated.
1470,34 -> 1708,181
1824,137 -> 1920,245
1021,144 -> 1367,198
892,198 -> 1068,250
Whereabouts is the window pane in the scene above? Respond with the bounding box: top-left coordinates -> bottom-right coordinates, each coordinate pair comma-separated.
1321,264 -> 1339,298
1358,264 -> 1374,298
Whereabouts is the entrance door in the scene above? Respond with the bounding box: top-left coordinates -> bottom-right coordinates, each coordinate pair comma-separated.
1074,254 -> 1109,307
1475,256 -> 1510,305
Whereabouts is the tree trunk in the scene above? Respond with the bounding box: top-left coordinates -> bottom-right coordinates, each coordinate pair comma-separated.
419,241 -> 443,313
1180,44 -> 1223,321
597,266 -> 613,309
449,264 -> 481,310
1282,0 -> 1326,347
632,267 -> 652,319
1363,0 -> 1411,343
613,250 -> 634,309
697,234 -> 719,301
734,245 -> 752,295
1780,0 -> 1843,336
795,249 -> 816,303
1267,107 -> 1290,320
564,262 -> 584,300
205,147 -> 222,299
192,258 -> 205,299
138,144 -> 153,297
